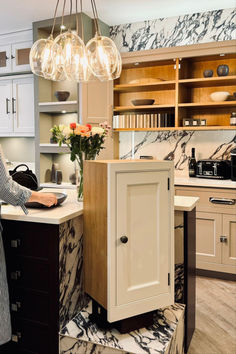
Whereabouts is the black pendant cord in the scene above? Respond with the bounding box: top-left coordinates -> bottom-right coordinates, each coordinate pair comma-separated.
91,0 -> 100,36
50,0 -> 60,37
60,0 -> 67,33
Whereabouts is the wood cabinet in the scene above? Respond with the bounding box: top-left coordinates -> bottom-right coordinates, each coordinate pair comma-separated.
175,186 -> 236,274
0,75 -> 34,136
113,41 -> 236,132
84,160 -> 174,323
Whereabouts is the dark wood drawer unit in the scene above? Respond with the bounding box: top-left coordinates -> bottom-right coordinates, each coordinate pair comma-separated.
1,220 -> 59,354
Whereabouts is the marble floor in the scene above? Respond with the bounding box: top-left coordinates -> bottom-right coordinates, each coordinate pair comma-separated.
188,276 -> 236,354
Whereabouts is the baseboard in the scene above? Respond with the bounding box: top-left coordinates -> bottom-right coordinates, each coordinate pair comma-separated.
196,268 -> 236,281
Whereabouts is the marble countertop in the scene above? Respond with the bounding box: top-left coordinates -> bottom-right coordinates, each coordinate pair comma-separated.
175,176 -> 236,189
1,189 -> 198,225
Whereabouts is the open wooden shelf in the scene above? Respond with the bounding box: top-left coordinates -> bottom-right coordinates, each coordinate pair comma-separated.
114,126 -> 236,132
178,101 -> 236,108
179,75 -> 236,87
114,80 -> 176,92
114,104 -> 175,112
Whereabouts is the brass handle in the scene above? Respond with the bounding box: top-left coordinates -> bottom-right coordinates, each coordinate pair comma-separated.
11,332 -> 22,343
11,270 -> 21,280
11,239 -> 21,248
220,236 -> 227,243
11,301 -> 21,312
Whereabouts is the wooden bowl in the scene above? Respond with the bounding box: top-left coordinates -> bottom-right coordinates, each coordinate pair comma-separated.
131,99 -> 155,106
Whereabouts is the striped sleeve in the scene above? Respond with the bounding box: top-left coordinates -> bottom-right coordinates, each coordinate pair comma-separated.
0,146 -> 32,215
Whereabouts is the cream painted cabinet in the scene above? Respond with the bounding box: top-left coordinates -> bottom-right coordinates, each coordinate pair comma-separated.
175,186 -> 236,274
84,160 -> 174,323
0,75 -> 34,136
0,41 -> 31,74
0,45 -> 11,74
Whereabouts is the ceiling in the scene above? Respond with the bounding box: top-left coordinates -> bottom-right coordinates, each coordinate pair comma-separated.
0,0 -> 235,35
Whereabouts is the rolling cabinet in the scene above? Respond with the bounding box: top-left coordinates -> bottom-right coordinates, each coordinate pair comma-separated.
175,186 -> 236,274
84,160 -> 174,327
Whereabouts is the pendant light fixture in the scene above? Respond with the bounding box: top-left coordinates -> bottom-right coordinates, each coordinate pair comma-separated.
29,0 -> 122,82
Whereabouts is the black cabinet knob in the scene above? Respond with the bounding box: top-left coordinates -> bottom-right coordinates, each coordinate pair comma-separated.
120,236 -> 128,244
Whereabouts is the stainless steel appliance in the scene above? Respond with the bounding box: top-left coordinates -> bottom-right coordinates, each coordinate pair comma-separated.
196,159 -> 231,179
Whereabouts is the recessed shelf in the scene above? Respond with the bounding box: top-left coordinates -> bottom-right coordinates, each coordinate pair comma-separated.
113,126 -> 236,132
38,101 -> 78,113
178,101 -> 236,108
179,75 -> 236,87
39,144 -> 70,153
40,182 -> 76,189
114,81 -> 176,92
114,104 -> 175,112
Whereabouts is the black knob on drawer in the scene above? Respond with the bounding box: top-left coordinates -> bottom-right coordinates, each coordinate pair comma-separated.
120,236 -> 128,244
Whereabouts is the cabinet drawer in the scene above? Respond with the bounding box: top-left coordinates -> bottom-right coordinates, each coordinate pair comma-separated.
9,288 -> 49,324
175,187 -> 236,213
7,257 -> 49,292
2,220 -> 57,259
11,318 -> 51,354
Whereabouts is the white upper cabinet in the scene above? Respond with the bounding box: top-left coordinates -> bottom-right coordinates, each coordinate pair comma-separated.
0,31 -> 32,75
0,75 -> 34,136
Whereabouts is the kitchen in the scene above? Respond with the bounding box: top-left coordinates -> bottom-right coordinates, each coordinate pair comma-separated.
0,1 -> 235,354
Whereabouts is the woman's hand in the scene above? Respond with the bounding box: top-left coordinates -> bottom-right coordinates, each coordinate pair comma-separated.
28,192 -> 57,207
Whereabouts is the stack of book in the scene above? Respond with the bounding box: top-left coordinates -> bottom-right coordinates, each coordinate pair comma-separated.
113,113 -> 175,129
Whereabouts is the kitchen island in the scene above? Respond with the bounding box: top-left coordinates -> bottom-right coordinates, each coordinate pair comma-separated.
1,189 -> 198,354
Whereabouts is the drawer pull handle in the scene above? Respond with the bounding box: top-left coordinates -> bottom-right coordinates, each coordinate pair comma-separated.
11,239 -> 21,248
11,270 -> 21,280
12,332 -> 21,343
11,301 -> 21,312
220,236 -> 227,243
209,197 -> 235,205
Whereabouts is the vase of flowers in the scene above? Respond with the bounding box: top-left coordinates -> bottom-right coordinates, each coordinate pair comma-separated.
51,121 -> 110,201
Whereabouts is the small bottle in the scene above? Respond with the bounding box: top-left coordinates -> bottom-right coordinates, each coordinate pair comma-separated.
189,148 -> 197,177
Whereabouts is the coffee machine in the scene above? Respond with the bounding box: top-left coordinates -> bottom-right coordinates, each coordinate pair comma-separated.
230,148 -> 236,181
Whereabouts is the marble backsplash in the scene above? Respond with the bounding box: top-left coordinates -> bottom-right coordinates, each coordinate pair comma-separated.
110,8 -> 236,52
119,130 -> 236,174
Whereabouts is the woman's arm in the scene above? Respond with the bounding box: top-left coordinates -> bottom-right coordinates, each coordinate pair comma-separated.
0,147 -> 57,212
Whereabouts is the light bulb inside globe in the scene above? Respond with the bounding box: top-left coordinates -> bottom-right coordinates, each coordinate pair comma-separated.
86,35 -> 120,81
30,37 -> 54,78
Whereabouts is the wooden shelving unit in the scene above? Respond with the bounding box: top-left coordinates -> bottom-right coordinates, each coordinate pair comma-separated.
113,48 -> 236,131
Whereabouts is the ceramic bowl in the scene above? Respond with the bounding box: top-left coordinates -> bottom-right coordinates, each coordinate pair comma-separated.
25,192 -> 67,208
203,69 -> 213,78
54,91 -> 70,101
131,99 -> 155,106
210,91 -> 230,102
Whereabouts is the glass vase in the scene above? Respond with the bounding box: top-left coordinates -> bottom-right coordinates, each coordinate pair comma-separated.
77,153 -> 96,202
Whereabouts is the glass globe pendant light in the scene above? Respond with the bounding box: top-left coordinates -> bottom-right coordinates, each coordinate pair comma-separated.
29,0 -> 61,80
86,0 -> 121,81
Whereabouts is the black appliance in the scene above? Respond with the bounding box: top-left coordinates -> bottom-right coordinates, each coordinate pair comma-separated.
196,159 -> 231,179
231,148 -> 236,181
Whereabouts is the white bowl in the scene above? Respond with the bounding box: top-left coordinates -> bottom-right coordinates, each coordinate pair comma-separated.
210,91 -> 230,102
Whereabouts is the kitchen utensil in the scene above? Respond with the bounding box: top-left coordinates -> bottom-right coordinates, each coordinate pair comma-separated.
217,64 -> 229,76
131,99 -> 155,106
25,192 -> 67,208
196,160 -> 231,179
54,91 -> 70,101
203,69 -> 213,77
210,91 -> 230,102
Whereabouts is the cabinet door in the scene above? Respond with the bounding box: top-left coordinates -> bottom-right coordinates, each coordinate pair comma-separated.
11,41 -> 32,73
0,44 -> 11,74
222,214 -> 236,268
196,211 -> 221,265
110,170 -> 173,321
12,77 -> 34,134
0,80 -> 13,133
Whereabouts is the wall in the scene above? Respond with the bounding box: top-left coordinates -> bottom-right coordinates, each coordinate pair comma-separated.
110,8 -> 236,173
0,138 -> 35,162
